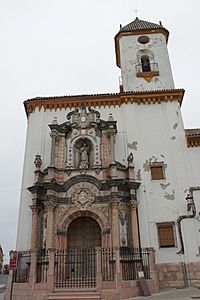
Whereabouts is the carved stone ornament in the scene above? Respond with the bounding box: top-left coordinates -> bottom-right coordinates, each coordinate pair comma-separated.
111,198 -> 120,208
66,107 -> 100,129
34,154 -> 42,169
130,200 -> 138,209
127,152 -> 134,165
44,201 -> 57,211
119,211 -> 127,226
71,189 -> 95,209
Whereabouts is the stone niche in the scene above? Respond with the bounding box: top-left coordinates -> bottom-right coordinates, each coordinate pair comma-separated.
49,107 -> 117,170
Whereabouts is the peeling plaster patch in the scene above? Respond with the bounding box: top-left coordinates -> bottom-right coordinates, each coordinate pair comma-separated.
154,78 -> 159,83
176,110 -> 180,118
171,136 -> 176,140
183,189 -> 188,193
164,190 -> 175,200
136,169 -> 141,181
143,159 -> 151,172
173,123 -> 178,130
160,183 -> 170,190
161,154 -> 165,158
128,141 -> 138,150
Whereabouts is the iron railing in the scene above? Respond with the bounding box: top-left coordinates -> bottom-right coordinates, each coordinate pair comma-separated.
36,250 -> 49,283
136,63 -> 159,73
101,248 -> 115,281
14,251 -> 31,283
120,247 -> 150,281
55,248 -> 96,288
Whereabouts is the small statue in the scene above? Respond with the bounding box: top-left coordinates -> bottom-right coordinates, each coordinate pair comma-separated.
34,154 -> 42,169
79,143 -> 89,169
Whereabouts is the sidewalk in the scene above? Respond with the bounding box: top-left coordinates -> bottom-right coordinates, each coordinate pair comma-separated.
126,287 -> 200,300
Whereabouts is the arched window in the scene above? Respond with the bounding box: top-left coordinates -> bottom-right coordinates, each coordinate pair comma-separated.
141,55 -> 151,72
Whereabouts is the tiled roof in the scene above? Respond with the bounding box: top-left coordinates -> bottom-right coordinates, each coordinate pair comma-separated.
120,17 -> 166,32
25,89 -> 184,102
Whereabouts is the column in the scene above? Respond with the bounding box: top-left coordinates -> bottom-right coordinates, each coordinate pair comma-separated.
96,247 -> 102,292
44,201 -> 56,249
29,202 -> 40,284
130,199 -> 140,249
110,133 -> 115,163
44,200 -> 56,291
30,203 -> 40,250
50,131 -> 57,166
111,198 -> 120,248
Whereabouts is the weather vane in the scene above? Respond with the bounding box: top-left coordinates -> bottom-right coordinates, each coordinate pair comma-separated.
134,9 -> 138,18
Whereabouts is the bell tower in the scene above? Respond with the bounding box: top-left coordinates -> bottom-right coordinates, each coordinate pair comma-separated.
115,17 -> 174,92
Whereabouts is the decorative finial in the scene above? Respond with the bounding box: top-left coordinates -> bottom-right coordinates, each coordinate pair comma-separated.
108,113 -> 114,121
127,153 -> 134,165
34,154 -> 42,170
52,117 -> 58,125
134,9 -> 138,18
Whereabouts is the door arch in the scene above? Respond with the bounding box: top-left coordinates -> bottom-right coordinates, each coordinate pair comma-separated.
67,217 -> 101,249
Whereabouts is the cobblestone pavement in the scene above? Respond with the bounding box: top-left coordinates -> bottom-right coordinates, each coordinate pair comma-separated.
126,287 -> 200,300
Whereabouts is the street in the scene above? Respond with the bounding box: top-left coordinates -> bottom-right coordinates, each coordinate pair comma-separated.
127,287 -> 200,300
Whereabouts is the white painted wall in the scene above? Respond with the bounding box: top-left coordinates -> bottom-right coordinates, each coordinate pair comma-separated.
119,33 -> 174,92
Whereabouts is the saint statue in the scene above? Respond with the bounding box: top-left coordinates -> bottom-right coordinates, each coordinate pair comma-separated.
79,143 -> 89,168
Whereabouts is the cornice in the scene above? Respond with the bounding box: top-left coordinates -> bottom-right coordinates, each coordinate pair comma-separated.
115,28 -> 169,68
185,129 -> 200,148
24,89 -> 185,117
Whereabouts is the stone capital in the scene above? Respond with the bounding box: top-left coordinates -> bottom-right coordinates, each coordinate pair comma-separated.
30,204 -> 40,213
111,198 -> 120,208
44,201 -> 57,211
130,200 -> 138,209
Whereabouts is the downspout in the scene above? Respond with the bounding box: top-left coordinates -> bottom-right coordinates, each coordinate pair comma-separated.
176,190 -> 196,255
176,189 -> 196,287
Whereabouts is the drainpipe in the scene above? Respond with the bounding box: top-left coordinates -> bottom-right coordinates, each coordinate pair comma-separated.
176,189 -> 196,287
177,190 -> 196,255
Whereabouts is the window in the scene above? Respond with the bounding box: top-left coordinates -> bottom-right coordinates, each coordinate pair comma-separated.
150,163 -> 165,180
141,55 -> 151,72
138,35 -> 150,44
157,222 -> 176,248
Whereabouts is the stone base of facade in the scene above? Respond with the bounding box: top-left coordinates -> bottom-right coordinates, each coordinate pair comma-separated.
157,261 -> 200,288
4,279 -> 157,300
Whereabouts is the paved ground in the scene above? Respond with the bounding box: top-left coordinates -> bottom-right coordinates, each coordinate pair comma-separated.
0,275 -> 8,300
126,287 -> 200,300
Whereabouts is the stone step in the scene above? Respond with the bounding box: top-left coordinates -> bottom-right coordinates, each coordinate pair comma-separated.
47,290 -> 101,300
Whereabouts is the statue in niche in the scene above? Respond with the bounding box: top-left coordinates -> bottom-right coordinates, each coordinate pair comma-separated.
79,143 -> 90,169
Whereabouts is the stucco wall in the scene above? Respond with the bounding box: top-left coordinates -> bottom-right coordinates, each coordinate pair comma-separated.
16,100 -> 200,269
119,33 -> 174,92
